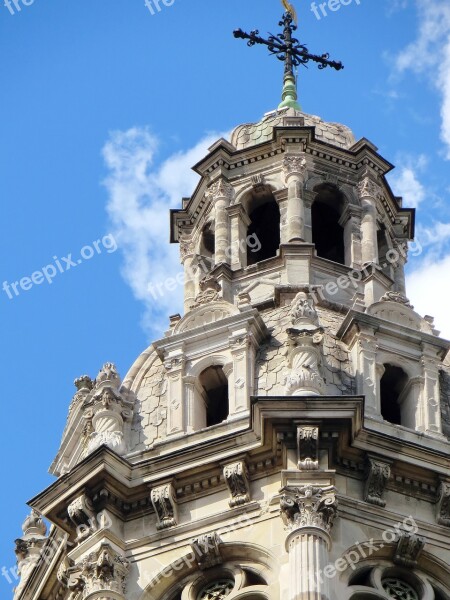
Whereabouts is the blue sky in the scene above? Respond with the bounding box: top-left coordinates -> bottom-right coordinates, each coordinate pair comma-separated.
1,0 -> 450,594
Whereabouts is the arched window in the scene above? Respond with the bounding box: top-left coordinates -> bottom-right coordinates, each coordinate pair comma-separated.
246,190 -> 280,266
200,222 -> 215,266
311,183 -> 345,265
199,366 -> 229,427
380,364 -> 409,425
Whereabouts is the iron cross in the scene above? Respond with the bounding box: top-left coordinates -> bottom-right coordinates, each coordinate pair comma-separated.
233,11 -> 344,82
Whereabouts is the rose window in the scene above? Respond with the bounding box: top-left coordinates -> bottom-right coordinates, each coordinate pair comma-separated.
197,579 -> 235,600
382,578 -> 419,600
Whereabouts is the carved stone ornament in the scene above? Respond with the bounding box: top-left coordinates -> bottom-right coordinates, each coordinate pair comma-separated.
357,176 -> 382,199
190,531 -> 223,570
394,532 -> 426,568
57,542 -> 130,599
223,461 -> 251,507
67,493 -> 98,542
436,481 -> 450,526
297,426 -> 319,470
95,362 -> 121,388
283,154 -> 307,179
150,483 -> 178,530
179,237 -> 195,262
280,485 -> 338,534
364,456 -> 391,508
14,511 -> 48,597
380,291 -> 414,309
206,179 -> 234,203
284,292 -> 325,396
290,292 -> 320,330
83,386 -> 134,456
191,275 -> 222,309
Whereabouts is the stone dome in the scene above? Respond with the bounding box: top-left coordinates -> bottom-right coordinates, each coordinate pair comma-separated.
230,106 -> 356,151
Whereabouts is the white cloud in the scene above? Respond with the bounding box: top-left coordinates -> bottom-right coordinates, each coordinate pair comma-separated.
407,253 -> 450,339
388,154 -> 427,208
393,0 -> 450,158
102,127 -> 224,338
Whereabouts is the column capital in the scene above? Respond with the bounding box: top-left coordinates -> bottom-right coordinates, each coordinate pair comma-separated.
57,542 -> 130,600
280,484 -> 338,536
357,176 -> 382,200
283,153 -> 307,180
206,178 -> 234,204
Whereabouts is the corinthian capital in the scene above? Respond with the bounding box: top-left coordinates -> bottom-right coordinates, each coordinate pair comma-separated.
57,543 -> 129,599
206,178 -> 234,203
357,176 -> 382,199
280,485 -> 338,534
283,154 -> 307,179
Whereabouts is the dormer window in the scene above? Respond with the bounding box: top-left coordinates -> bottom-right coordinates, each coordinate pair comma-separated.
311,183 -> 345,265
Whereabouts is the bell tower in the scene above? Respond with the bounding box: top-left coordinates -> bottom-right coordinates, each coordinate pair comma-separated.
14,8 -> 450,600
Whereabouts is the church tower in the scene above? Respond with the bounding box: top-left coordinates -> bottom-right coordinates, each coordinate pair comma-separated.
13,10 -> 450,600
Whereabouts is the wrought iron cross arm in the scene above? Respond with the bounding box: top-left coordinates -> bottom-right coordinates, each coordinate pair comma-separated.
233,28 -> 343,72
297,50 -> 344,71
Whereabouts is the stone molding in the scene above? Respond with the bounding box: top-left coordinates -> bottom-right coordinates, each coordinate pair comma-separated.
364,456 -> 391,507
190,531 -> 223,570
297,426 -> 319,471
394,532 -> 426,568
150,483 -> 178,530
223,461 -> 251,507
67,493 -> 98,543
436,481 -> 450,526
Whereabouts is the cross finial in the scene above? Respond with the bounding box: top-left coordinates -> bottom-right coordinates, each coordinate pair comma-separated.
233,10 -> 344,111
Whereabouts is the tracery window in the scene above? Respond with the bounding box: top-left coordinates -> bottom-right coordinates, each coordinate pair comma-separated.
347,564 -> 450,600
382,577 -> 419,600
197,579 -> 234,600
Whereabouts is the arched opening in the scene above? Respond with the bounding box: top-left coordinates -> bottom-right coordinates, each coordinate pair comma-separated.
246,190 -> 280,266
200,222 -> 215,266
311,183 -> 345,265
380,364 -> 409,425
199,366 -> 229,427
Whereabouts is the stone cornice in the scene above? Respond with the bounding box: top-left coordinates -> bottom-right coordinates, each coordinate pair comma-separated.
170,127 -> 411,243
29,397 -> 449,546
337,309 -> 450,356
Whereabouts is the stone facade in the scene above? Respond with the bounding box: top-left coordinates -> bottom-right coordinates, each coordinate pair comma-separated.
13,105 -> 450,600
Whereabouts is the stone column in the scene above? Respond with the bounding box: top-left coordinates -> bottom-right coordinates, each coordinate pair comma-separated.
340,204 -> 363,269
184,375 -> 206,432
358,177 -> 380,265
393,244 -> 408,295
227,204 -> 251,269
280,479 -> 338,600
420,346 -> 443,435
283,154 -> 307,242
355,332 -> 378,416
180,237 -> 196,313
164,351 -> 186,436
228,329 -> 257,418
206,179 -> 234,266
